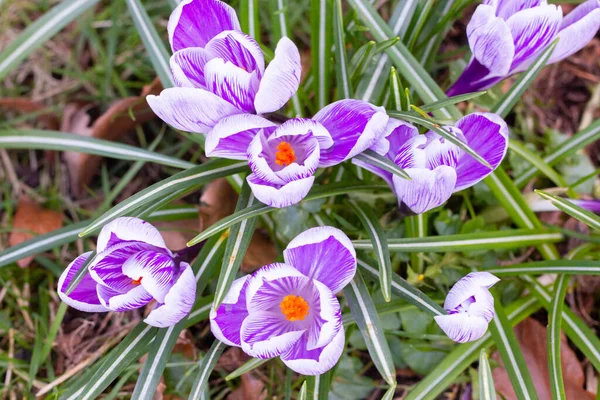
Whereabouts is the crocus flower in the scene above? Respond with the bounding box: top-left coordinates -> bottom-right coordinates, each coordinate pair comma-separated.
354,112 -> 509,214
57,217 -> 196,328
147,0 -> 301,133
434,272 -> 500,343
205,99 -> 389,208
210,226 -> 356,375
448,0 -> 600,96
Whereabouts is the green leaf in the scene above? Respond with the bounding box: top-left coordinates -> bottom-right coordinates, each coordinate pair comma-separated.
488,295 -> 538,400
418,91 -> 487,113
344,271 -> 396,385
491,39 -> 558,118
306,371 -> 331,400
212,181 -> 259,309
0,0 -> 100,80
333,0 -> 352,99
311,0 -> 333,109
225,358 -> 268,381
0,129 -> 193,169
240,0 -> 260,39
79,160 -> 248,237
353,228 -> 562,252
125,0 -> 174,87
406,213 -> 428,274
353,150 -> 411,180
548,275 -> 569,400
188,341 -> 226,400
347,200 -> 393,301
389,67 -> 406,111
535,190 -> 600,231
483,260 -> 600,276
508,140 -> 568,188
479,350 -> 497,400
298,381 -> 308,400
187,181 -> 387,245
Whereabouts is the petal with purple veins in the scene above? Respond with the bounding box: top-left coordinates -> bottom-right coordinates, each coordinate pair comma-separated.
254,37 -> 302,114
96,217 -> 167,253
443,272 -> 500,312
245,262 -> 307,306
168,0 -> 241,52
280,327 -> 345,375
204,58 -> 260,113
434,313 -> 490,343
246,174 -> 315,208
454,112 -> 509,191
97,284 -> 153,312
467,287 -> 496,323
121,251 -> 176,304
144,262 -> 197,328
205,31 -> 265,75
210,276 -> 250,346
240,311 -> 306,358
170,48 -> 209,88
283,226 -> 356,294
492,0 -> 545,20
392,166 -> 457,215
147,88 -> 242,134
206,114 -> 276,160
58,252 -> 108,313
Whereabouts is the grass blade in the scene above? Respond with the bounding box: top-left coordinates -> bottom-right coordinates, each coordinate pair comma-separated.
225,358 -> 268,381
298,381 -> 308,400
212,181 -> 259,309
488,295 -> 538,400
418,91 -> 487,113
508,141 -> 567,188
79,160 -> 247,237
353,150 -> 410,180
479,350 -> 497,400
311,0 -> 333,109
344,271 -> 396,385
240,0 -> 260,39
535,190 -> 600,231
353,228 -> 563,253
125,0 -> 174,87
306,370 -> 331,400
0,0 -> 100,80
405,213 -> 427,273
483,260 -> 600,276
548,275 -> 569,400
0,129 -> 193,169
333,0 -> 352,99
347,200 -> 393,301
188,341 -> 226,400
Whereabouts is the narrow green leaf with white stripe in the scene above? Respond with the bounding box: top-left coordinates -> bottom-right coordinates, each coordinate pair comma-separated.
535,190 -> 600,231
353,150 -> 410,180
343,271 -> 396,385
188,341 -> 226,400
225,358 -> 268,381
548,275 -> 569,400
240,0 -> 260,39
508,141 -> 567,188
333,0 -> 352,99
479,350 -> 497,400
418,91 -> 487,113
483,260 -> 600,276
311,0 -> 333,109
305,371 -> 331,400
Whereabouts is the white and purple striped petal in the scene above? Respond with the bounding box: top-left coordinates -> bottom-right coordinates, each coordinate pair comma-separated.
314,100 -> 389,167
434,313 -> 490,343
443,272 -> 500,312
144,262 -> 196,328
168,0 -> 241,52
283,226 -> 356,294
147,87 -> 242,133
246,174 -> 315,208
97,284 -> 153,312
392,166 -> 457,215
254,37 -> 302,114
58,252 -> 108,313
206,114 -> 277,160
280,327 -> 345,375
210,276 -> 250,346
121,251 -> 176,303
205,30 -> 265,76
170,48 -> 209,88
204,58 -> 260,113
240,312 -> 306,358
96,217 -> 168,253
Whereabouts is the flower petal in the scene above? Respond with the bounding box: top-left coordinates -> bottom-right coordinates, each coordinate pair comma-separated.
443,272 -> 500,312
58,252 -> 108,312
168,0 -> 241,52
548,0 -> 600,64
121,251 -> 176,303
170,48 -> 209,88
210,276 -> 250,346
283,226 -> 356,294
454,112 -> 509,191
204,58 -> 260,113
309,280 -> 342,350
491,0 -> 545,19
434,313 -> 490,343
206,114 -> 276,160
245,262 -> 307,307
270,118 -> 333,149
144,262 -> 196,328
97,284 -> 153,312
392,166 -> 457,215
422,131 -> 462,170
240,311 -> 306,358
468,287 -> 496,323
507,4 -> 563,72
247,174 -> 315,208
313,100 -> 389,167
147,88 -> 241,134
254,37 -> 301,114
280,327 -> 345,375
97,217 -> 167,253
205,30 -> 265,75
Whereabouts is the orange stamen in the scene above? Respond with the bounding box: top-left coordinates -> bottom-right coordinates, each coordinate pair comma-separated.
280,295 -> 309,321
132,277 -> 143,285
275,141 -> 296,166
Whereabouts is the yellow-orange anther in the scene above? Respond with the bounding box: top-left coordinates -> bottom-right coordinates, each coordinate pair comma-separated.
132,277 -> 143,285
275,142 -> 296,166
280,295 -> 309,321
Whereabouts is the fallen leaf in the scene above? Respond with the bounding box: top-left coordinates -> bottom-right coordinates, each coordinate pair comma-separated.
0,97 -> 60,130
492,318 -> 594,400
153,218 -> 201,251
8,196 -> 63,267
62,78 -> 162,195
228,374 -> 266,400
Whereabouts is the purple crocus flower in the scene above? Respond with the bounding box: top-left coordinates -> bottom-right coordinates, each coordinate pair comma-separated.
434,272 -> 500,343
147,0 -> 301,133
448,0 -> 600,96
205,100 -> 389,208
354,112 -> 509,214
210,226 -> 356,375
57,217 -> 196,328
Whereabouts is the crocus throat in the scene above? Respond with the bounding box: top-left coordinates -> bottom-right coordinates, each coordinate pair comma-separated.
275,142 -> 296,166
132,277 -> 143,285
280,295 -> 309,321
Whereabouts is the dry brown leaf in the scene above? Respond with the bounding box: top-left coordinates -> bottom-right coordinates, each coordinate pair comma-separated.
62,78 -> 162,195
492,318 -> 595,400
227,374 -> 266,400
153,218 -> 201,251
8,196 -> 63,267
0,97 -> 60,130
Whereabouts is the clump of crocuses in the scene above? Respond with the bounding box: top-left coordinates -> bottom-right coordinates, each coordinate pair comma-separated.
58,217 -> 196,328
434,272 -> 500,343
210,226 -> 356,375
